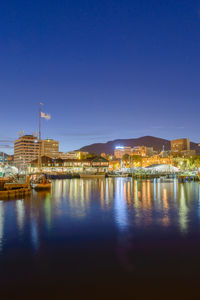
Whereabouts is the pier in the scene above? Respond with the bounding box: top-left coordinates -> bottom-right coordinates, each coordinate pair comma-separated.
0,177 -> 31,199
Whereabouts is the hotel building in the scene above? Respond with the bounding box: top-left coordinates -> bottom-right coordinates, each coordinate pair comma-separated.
171,138 -> 190,153
170,138 -> 195,156
14,135 -> 40,168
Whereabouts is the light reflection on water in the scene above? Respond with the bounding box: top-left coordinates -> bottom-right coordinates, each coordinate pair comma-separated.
0,178 -> 200,254
0,201 -> 4,251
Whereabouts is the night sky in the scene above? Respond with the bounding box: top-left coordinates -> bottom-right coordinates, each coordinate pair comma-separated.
0,0 -> 200,154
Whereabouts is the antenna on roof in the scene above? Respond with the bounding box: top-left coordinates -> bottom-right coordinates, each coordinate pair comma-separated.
17,130 -> 24,137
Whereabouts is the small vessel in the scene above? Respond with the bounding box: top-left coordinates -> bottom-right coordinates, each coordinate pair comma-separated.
80,173 -> 106,178
107,174 -> 118,177
108,172 -> 129,178
30,174 -> 51,190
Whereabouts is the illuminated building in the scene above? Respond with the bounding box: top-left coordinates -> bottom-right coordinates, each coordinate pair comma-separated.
41,139 -> 59,158
0,155 -> 7,165
179,150 -> 196,157
14,134 -> 40,168
114,146 -> 154,159
108,160 -> 120,171
28,156 -> 109,174
114,146 -> 132,158
171,139 -> 196,156
171,138 -> 190,153
132,146 -> 154,157
59,151 -> 88,160
101,153 -> 107,158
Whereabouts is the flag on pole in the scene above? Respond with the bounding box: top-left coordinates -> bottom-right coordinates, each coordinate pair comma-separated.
41,111 -> 51,120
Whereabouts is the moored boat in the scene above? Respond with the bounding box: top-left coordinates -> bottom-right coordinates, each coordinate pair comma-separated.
80,173 -> 106,178
30,174 -> 51,190
107,172 -> 129,177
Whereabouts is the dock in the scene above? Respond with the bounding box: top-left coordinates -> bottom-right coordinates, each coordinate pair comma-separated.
178,175 -> 199,182
0,177 -> 31,199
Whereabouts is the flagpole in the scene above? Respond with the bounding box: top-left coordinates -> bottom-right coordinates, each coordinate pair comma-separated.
38,102 -> 50,171
38,103 -> 42,171
39,104 -> 41,140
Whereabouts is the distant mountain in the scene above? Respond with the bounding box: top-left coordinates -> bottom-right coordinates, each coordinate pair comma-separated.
79,136 -> 200,155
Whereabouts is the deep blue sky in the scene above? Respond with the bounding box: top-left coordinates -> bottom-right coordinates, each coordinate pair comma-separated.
0,0 -> 200,154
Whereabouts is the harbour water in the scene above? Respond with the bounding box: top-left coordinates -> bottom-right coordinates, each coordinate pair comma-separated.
1,178 -> 200,297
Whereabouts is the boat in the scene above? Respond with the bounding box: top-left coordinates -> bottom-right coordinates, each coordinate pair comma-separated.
107,172 -> 129,178
30,174 -> 51,190
80,173 -> 106,178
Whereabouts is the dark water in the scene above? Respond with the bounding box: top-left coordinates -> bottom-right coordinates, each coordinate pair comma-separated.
1,178 -> 200,298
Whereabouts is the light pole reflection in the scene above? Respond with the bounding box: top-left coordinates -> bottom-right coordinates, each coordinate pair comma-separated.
179,184 -> 188,233
114,179 -> 128,231
31,218 -> 39,251
0,201 -> 4,252
16,199 -> 25,234
44,193 -> 52,230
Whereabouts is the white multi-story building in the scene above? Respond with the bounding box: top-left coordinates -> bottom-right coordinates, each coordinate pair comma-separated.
14,135 -> 40,168
14,135 -> 60,168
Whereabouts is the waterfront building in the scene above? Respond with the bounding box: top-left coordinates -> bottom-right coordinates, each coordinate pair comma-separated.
0,153 -> 14,166
28,156 -> 109,174
14,134 -> 40,168
0,155 -> 7,165
171,138 -> 190,153
41,138 -> 59,158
